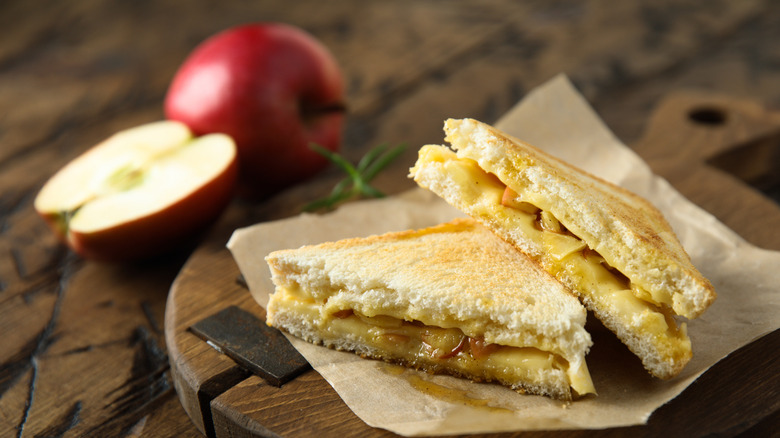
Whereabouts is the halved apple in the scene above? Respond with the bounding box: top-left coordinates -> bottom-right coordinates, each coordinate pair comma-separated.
35,121 -> 238,261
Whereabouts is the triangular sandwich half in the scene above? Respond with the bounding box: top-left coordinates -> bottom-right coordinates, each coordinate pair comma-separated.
265,218 -> 595,400
410,118 -> 716,379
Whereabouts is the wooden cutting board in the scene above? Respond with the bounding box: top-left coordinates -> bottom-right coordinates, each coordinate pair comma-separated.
164,92 -> 780,438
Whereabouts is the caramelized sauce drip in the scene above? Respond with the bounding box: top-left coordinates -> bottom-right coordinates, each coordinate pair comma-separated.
376,363 -> 515,413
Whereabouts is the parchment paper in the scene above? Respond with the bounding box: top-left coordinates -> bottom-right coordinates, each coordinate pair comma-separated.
227,74 -> 780,435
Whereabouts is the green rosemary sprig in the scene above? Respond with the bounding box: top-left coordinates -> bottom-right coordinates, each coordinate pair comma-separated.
303,142 -> 406,212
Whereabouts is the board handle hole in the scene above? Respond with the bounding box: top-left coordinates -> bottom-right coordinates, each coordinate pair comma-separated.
688,107 -> 727,126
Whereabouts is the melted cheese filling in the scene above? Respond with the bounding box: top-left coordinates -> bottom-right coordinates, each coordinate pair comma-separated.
270,283 -> 595,397
417,148 -> 690,365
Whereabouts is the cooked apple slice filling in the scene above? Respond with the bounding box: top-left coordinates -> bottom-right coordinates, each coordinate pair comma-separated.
412,148 -> 692,375
269,281 -> 595,397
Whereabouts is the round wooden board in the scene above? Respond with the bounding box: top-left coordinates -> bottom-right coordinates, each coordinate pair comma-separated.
165,93 -> 780,438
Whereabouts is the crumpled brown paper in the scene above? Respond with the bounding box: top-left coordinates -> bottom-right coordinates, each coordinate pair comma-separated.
227,74 -> 780,435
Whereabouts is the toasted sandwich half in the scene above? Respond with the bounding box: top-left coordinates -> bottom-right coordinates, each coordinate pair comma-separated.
410,118 -> 716,379
265,218 -> 595,400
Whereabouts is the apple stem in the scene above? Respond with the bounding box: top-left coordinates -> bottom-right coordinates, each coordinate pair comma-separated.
300,102 -> 347,120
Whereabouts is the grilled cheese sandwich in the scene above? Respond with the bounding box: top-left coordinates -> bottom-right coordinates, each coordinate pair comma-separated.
411,118 -> 715,379
266,219 -> 595,400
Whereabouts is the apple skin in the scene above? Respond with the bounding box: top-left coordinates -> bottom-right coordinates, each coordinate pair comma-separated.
62,158 -> 237,261
164,23 -> 345,198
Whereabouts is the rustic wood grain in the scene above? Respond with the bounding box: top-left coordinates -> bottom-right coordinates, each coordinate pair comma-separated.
2,0 -> 780,436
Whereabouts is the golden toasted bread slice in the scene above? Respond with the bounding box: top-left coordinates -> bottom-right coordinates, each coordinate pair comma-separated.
265,218 -> 595,400
411,118 -> 716,379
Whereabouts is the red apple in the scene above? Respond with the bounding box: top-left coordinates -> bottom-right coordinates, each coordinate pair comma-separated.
164,23 -> 345,198
34,121 -> 237,261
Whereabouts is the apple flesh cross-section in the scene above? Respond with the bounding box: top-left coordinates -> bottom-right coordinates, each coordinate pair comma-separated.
34,121 -> 238,261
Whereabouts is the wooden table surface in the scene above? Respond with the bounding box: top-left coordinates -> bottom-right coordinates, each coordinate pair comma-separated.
2,1 -> 779,437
